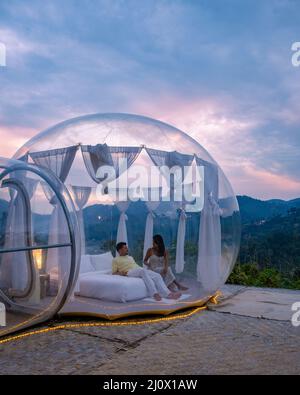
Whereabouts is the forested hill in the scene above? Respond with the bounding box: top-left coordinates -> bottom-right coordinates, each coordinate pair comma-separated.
237,195 -> 300,224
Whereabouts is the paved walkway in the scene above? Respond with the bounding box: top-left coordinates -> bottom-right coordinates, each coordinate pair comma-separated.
0,285 -> 299,375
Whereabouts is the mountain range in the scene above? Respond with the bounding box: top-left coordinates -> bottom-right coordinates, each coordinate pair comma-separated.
1,194 -> 299,225
237,195 -> 300,224
0,194 -> 299,276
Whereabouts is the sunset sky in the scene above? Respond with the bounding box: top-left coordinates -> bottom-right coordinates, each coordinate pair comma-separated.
0,0 -> 299,200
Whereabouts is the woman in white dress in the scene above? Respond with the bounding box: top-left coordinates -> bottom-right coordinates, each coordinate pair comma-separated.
144,234 -> 188,292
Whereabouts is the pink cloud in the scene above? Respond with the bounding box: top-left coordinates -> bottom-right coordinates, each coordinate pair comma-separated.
241,164 -> 300,200
130,94 -> 299,200
0,125 -> 37,158
1,98 -> 298,201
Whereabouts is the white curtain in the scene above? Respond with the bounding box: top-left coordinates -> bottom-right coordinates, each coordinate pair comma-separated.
70,186 -> 92,254
146,148 -> 194,196
115,201 -> 130,247
40,193 -> 71,282
143,200 -> 160,260
110,146 -> 143,178
1,176 -> 38,291
175,208 -> 187,274
81,145 -> 145,250
146,148 -> 194,171
30,146 -> 78,182
30,146 -> 77,280
145,147 -> 169,168
81,144 -> 113,183
146,148 -> 194,270
196,159 -> 222,291
81,144 -> 142,185
12,178 -> 37,291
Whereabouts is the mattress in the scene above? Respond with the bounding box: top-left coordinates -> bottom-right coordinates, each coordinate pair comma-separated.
78,271 -> 148,303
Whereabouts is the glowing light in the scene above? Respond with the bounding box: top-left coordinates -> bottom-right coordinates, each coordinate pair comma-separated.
0,306 -> 207,345
209,291 -> 222,305
33,249 -> 43,271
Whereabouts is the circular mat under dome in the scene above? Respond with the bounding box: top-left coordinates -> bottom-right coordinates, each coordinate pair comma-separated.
11,113 -> 240,321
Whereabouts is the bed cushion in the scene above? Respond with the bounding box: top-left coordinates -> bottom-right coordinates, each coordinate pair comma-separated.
90,251 -> 114,272
79,272 -> 148,303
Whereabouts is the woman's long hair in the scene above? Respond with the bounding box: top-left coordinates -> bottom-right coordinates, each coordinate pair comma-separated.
153,234 -> 165,257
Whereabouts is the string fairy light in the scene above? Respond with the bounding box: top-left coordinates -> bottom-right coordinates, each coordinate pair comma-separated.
0,305 -> 209,345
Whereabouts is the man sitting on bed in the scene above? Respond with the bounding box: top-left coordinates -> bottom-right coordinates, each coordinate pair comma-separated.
112,242 -> 181,301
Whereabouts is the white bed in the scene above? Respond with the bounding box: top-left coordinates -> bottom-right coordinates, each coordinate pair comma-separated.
72,252 -> 192,304
78,271 -> 148,303
73,252 -> 148,303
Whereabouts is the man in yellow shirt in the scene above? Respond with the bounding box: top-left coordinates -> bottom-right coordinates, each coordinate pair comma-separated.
112,242 -> 181,301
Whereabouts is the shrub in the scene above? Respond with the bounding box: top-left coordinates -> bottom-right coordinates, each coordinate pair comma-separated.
227,263 -> 300,290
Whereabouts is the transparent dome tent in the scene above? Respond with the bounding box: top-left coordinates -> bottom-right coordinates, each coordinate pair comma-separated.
0,113 -> 240,337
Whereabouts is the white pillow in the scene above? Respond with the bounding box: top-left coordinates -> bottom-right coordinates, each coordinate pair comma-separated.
90,251 -> 114,272
80,255 -> 95,274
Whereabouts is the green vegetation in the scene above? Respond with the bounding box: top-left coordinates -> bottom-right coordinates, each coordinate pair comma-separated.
227,263 -> 300,289
229,206 -> 300,289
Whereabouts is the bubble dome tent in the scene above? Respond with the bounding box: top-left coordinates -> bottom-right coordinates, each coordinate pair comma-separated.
0,113 -> 240,337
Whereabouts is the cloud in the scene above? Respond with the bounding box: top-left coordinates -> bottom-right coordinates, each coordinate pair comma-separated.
130,93 -> 300,199
0,124 -> 37,158
0,27 -> 51,68
0,0 -> 299,200
242,164 -> 300,200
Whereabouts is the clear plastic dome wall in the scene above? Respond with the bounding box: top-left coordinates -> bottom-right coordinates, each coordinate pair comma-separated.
0,158 -> 80,337
13,113 -> 241,319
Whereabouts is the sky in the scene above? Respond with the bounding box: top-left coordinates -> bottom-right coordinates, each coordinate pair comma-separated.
0,0 -> 300,200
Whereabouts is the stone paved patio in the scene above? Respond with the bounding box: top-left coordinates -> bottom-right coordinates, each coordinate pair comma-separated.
0,285 -> 299,375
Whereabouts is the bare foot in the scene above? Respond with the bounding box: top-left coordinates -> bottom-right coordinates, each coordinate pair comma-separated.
153,293 -> 162,301
167,292 -> 182,300
168,283 -> 178,292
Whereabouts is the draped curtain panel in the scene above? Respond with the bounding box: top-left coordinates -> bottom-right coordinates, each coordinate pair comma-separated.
143,200 -> 160,262
29,145 -> 78,183
146,148 -> 195,271
40,180 -> 56,203
144,147 -> 169,168
81,144 -> 142,184
42,195 -> 71,279
175,208 -> 187,274
49,206 -> 72,273
1,176 -> 38,291
30,146 -> 78,278
81,145 -> 143,251
70,186 -> 92,254
167,151 -> 195,169
109,146 -> 143,178
196,159 -> 222,290
145,148 -> 194,169
115,201 -> 130,248
81,144 -> 113,183
145,148 -> 194,191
